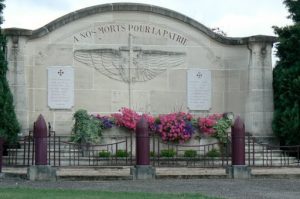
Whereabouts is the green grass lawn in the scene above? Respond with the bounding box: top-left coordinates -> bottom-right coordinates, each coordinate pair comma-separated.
0,188 -> 223,199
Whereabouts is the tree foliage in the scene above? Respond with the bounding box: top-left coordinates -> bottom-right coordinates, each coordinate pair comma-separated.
0,0 -> 20,143
273,0 -> 300,145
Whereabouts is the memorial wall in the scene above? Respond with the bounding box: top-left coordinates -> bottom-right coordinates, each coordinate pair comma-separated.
4,3 -> 276,136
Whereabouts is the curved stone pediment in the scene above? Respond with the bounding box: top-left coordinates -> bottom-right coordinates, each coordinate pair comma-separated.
4,3 -> 276,137
4,3 -> 276,44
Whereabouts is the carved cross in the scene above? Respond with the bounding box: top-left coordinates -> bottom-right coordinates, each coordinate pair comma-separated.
196,72 -> 202,78
57,69 -> 64,76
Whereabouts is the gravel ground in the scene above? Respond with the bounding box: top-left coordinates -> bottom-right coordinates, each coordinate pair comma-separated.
1,178 -> 300,199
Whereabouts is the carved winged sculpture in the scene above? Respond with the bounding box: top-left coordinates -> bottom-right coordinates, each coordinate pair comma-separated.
74,47 -> 185,83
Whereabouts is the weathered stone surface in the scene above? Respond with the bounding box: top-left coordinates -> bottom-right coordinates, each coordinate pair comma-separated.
4,3 -> 276,136
226,165 -> 251,179
27,165 -> 57,181
131,165 -> 156,180
150,91 -> 187,113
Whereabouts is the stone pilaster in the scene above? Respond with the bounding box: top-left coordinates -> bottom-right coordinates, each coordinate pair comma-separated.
7,35 -> 29,134
245,40 -> 274,136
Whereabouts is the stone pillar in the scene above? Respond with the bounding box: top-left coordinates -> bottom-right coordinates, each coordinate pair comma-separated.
227,116 -> 251,179
130,116 -> 155,180
6,33 -> 29,135
245,39 -> 274,137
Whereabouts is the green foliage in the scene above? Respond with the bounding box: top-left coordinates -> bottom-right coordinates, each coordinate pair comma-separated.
0,0 -> 20,143
115,149 -> 129,157
0,0 -> 4,25
71,109 -> 102,144
160,149 -> 176,157
98,150 -> 111,158
284,0 -> 300,22
213,117 -> 232,144
183,149 -> 197,158
272,0 -> 300,145
150,151 -> 156,157
206,148 -> 221,158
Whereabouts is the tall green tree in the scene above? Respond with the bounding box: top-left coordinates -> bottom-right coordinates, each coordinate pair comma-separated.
0,0 -> 20,143
273,0 -> 300,145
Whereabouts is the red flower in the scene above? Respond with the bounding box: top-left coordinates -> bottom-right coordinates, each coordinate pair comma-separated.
198,114 -> 223,136
156,112 -> 194,143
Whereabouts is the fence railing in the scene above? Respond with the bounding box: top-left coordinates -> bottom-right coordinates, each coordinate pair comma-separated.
246,133 -> 300,167
3,133 -> 230,168
4,132 -> 300,168
150,135 -> 230,167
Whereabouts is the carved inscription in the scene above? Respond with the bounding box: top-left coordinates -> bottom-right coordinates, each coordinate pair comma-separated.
187,69 -> 211,110
73,23 -> 188,45
48,66 -> 74,109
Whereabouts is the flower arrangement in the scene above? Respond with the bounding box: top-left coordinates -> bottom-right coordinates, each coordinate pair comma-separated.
111,107 -> 156,132
111,109 -> 196,143
72,108 -> 233,144
111,107 -> 140,130
155,112 -> 195,143
198,113 -> 232,144
198,114 -> 223,136
93,115 -> 114,129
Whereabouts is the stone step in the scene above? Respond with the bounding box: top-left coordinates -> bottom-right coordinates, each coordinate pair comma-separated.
245,146 -> 282,151
4,166 -> 300,181
7,145 -> 291,158
245,151 -> 285,157
4,156 -> 297,167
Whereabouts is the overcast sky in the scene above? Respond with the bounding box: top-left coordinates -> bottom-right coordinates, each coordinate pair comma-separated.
3,0 -> 293,37
2,0 -> 294,66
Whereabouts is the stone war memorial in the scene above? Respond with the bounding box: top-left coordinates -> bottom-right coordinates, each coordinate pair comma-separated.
5,3 -> 276,139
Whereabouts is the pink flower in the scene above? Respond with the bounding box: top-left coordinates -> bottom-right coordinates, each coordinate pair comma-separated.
111,108 -> 156,132
198,114 -> 224,136
155,112 -> 194,143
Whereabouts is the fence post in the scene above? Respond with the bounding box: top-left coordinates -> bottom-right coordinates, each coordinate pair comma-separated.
226,116 -> 251,179
136,116 -> 150,165
27,114 -> 56,181
232,116 -> 245,165
34,115 -> 48,165
130,116 -> 155,180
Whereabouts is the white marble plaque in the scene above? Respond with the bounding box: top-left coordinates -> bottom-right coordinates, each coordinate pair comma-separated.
48,66 -> 74,109
187,69 -> 211,110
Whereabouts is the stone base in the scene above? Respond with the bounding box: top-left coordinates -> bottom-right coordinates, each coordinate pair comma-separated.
27,165 -> 57,181
226,165 -> 251,179
130,165 -> 156,180
0,173 -> 5,179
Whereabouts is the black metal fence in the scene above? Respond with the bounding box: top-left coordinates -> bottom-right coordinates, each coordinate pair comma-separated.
3,131 -> 300,168
246,133 -> 300,167
2,132 -> 230,168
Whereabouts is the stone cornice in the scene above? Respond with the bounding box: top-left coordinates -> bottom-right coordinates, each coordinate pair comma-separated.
2,3 -> 277,45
